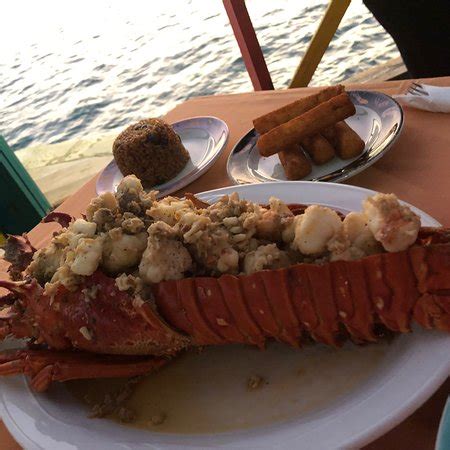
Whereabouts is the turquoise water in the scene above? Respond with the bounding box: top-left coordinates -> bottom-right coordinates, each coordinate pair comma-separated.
0,0 -> 399,151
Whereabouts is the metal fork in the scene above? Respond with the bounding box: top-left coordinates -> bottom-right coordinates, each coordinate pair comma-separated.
407,82 -> 429,96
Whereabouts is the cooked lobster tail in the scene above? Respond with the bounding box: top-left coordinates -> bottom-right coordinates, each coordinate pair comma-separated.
153,238 -> 450,347
0,227 -> 449,392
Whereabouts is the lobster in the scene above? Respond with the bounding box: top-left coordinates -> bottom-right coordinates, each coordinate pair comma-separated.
0,189 -> 449,392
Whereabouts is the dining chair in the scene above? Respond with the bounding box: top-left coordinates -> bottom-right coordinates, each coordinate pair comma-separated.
0,136 -> 51,235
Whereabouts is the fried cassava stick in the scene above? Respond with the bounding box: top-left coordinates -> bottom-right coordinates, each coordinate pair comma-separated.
334,121 -> 366,159
257,93 -> 356,157
278,146 -> 312,180
301,134 -> 335,165
321,126 -> 337,145
254,86 -> 341,167
253,85 -> 344,134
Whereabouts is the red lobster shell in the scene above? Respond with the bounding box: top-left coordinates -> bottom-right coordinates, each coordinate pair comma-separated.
0,216 -> 449,390
0,271 -> 189,356
153,227 -> 450,348
1,228 -> 449,355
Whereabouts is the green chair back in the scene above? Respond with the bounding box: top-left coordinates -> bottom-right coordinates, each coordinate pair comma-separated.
0,136 -> 51,235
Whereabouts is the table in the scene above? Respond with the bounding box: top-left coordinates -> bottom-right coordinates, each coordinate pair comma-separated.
1,77 -> 449,449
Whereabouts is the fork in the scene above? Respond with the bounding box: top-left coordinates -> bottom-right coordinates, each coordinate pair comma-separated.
406,82 -> 429,96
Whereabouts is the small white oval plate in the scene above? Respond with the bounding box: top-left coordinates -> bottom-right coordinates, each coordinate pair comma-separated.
96,116 -> 228,197
1,182 -> 449,450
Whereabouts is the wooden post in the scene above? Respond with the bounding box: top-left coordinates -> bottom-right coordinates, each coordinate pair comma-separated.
223,0 -> 274,91
289,0 -> 351,88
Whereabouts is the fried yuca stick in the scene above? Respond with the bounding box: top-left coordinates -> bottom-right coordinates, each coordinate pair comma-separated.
254,86 -> 342,166
257,93 -> 356,157
334,121 -> 365,159
321,126 -> 337,146
301,134 -> 335,165
278,146 -> 312,180
253,85 -> 344,134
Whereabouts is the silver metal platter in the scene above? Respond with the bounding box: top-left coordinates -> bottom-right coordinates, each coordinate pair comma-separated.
227,91 -> 403,185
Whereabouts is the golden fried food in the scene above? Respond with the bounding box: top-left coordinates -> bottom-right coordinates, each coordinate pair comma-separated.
253,85 -> 344,134
301,134 -> 335,165
257,93 -> 356,157
278,146 -> 312,180
321,126 -> 337,145
334,121 -> 365,159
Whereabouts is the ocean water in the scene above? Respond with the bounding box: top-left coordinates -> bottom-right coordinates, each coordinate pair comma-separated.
0,0 -> 399,152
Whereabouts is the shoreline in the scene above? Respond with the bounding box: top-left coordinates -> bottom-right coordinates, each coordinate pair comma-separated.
16,131 -> 118,206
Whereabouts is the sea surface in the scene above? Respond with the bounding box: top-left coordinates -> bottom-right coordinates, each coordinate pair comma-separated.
0,0 -> 399,152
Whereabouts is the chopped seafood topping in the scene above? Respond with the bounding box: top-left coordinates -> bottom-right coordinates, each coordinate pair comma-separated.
291,205 -> 343,255
26,175 -> 421,294
243,244 -> 290,274
363,193 -> 420,252
102,230 -> 147,273
70,238 -> 103,276
139,222 -> 193,283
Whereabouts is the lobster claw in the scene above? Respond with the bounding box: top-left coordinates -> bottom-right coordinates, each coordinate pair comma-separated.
0,349 -> 169,392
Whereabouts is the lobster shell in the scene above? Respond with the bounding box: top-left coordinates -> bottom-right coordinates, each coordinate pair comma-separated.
1,226 -> 449,357
0,272 -> 189,356
153,230 -> 450,348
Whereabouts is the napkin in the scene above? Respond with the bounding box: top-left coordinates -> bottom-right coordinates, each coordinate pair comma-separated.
394,84 -> 450,113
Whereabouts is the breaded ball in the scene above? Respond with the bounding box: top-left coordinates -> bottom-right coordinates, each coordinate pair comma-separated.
113,118 -> 190,186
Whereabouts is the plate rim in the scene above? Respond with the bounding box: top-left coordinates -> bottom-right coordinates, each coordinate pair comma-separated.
196,180 -> 440,227
96,115 -> 229,197
226,90 -> 404,185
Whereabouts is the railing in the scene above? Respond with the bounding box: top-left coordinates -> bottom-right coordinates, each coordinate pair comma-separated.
223,0 -> 352,90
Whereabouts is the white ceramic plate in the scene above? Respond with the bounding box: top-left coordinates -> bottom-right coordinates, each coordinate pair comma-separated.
1,182 -> 449,450
227,91 -> 403,184
96,116 -> 228,197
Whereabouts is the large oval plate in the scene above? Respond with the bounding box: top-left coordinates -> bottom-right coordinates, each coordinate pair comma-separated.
227,91 -> 403,184
97,116 -> 228,197
1,183 -> 449,450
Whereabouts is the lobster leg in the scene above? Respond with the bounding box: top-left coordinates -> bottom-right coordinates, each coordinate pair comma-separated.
0,349 -> 169,392
0,279 -> 41,302
0,280 -> 39,341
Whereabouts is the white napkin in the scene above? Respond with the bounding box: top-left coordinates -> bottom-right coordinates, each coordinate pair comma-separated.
394,84 -> 450,113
